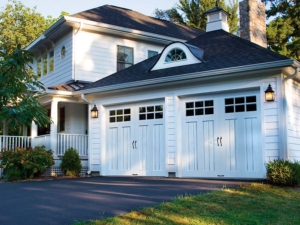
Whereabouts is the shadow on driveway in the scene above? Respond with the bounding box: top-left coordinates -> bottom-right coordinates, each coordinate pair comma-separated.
0,176 -> 255,225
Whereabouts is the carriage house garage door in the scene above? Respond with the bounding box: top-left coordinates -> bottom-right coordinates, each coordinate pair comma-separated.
106,101 -> 165,176
181,91 -> 264,178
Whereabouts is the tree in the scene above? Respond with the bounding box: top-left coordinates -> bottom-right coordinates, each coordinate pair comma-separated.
0,45 -> 52,129
0,0 -> 68,54
264,0 -> 300,60
153,0 -> 239,34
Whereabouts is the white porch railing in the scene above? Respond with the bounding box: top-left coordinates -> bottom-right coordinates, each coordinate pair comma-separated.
57,134 -> 88,156
34,134 -> 51,150
0,135 -> 32,150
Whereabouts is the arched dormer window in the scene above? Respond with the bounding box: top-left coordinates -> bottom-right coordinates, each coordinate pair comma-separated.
165,48 -> 187,62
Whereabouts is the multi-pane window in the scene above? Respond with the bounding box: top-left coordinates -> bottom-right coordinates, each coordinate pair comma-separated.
109,108 -> 131,123
225,96 -> 257,113
148,50 -> 158,58
186,100 -> 214,116
165,48 -> 186,62
139,105 -> 163,120
117,45 -> 133,71
37,50 -> 55,77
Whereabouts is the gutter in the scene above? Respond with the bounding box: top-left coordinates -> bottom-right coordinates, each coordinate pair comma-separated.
81,94 -> 92,104
78,59 -> 294,95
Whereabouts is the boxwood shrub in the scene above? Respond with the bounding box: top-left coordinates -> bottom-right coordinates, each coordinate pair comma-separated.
266,159 -> 300,186
60,148 -> 82,176
0,146 -> 54,182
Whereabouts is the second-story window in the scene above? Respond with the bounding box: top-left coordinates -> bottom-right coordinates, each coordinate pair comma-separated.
148,50 -> 158,58
37,50 -> 55,77
117,45 -> 133,71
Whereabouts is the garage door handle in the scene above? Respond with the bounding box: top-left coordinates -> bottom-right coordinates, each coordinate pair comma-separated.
217,137 -> 219,146
132,141 -> 134,149
135,141 -> 137,149
220,137 -> 222,146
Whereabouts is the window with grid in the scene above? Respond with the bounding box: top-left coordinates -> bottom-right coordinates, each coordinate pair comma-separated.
185,100 -> 214,116
139,105 -> 163,120
109,108 -> 131,123
225,96 -> 257,113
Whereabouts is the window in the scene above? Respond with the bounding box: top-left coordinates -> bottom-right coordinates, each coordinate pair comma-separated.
37,59 -> 42,77
37,50 -> 55,77
139,105 -> 163,120
49,50 -> 54,72
109,108 -> 131,123
38,109 -> 51,135
165,48 -> 186,62
61,46 -> 66,59
225,96 -> 257,113
59,107 -> 65,132
148,50 -> 158,58
43,54 -> 48,76
186,100 -> 214,116
117,45 -> 133,71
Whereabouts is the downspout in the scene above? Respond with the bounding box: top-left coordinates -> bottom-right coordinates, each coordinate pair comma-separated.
282,66 -> 299,160
73,22 -> 83,83
81,93 -> 92,175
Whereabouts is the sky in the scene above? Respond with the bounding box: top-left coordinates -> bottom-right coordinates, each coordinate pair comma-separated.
2,0 -> 179,18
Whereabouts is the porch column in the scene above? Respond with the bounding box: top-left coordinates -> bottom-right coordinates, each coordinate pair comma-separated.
31,121 -> 37,147
50,100 -> 58,156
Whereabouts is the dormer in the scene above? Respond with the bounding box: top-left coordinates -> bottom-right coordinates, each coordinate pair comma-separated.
151,42 -> 204,71
204,6 -> 230,32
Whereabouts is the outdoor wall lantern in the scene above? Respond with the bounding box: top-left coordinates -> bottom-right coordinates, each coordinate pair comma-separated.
91,105 -> 98,118
265,84 -> 275,102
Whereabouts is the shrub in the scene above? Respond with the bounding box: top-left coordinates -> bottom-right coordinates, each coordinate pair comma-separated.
266,159 -> 300,186
60,148 -> 82,176
0,146 -> 54,182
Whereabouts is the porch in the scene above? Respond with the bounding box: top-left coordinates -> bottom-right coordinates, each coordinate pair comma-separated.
0,134 -> 88,157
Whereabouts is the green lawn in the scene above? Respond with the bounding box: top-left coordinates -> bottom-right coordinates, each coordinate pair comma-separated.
75,183 -> 300,225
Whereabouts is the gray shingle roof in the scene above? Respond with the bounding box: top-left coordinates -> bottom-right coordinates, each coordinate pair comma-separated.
81,30 -> 290,90
71,5 -> 205,40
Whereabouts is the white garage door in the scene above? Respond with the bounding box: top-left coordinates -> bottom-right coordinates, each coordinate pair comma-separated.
182,91 -> 263,178
106,101 -> 165,176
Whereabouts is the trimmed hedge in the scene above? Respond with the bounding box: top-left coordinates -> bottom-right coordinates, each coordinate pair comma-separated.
60,148 -> 82,176
266,159 -> 300,186
0,146 -> 54,182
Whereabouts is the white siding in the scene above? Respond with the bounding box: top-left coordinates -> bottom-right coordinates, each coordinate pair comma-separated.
74,31 -> 164,82
285,79 -> 300,161
165,95 -> 176,165
263,79 -> 280,162
58,103 -> 87,134
38,32 -> 73,87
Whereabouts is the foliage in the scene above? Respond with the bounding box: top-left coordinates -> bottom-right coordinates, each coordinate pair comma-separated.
0,146 -> 54,182
78,183 -> 300,224
0,0 -> 68,54
153,0 -> 239,34
266,159 -> 300,186
0,45 -> 52,129
263,0 -> 300,60
60,148 -> 82,177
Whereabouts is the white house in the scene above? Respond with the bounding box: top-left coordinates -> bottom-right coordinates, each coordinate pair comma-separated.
1,0 -> 300,178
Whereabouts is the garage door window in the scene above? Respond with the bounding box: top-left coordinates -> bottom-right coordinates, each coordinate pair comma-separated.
225,96 -> 257,113
110,108 -> 131,123
139,105 -> 163,120
186,100 -> 214,116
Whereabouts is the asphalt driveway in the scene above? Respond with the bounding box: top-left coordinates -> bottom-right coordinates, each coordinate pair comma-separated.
0,176 -> 251,225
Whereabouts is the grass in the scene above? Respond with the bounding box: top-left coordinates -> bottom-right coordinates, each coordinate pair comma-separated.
75,183 -> 300,225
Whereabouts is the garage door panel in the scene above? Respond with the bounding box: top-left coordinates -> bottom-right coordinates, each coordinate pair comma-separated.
153,124 -> 164,171
186,122 -> 198,171
108,127 -> 118,171
138,125 -> 148,171
121,126 -> 131,171
203,120 -> 215,171
245,117 -> 259,172
225,119 -> 237,171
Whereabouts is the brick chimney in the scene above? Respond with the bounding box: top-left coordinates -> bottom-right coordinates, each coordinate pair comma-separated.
239,0 -> 267,48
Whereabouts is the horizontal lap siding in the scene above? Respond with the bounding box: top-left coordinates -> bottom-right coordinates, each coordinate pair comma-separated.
39,32 -> 73,87
285,80 -> 300,161
75,31 -> 164,82
263,79 -> 280,162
